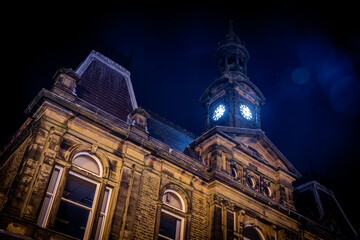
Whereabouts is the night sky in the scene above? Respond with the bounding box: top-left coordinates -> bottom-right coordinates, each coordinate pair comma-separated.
2,2 -> 360,231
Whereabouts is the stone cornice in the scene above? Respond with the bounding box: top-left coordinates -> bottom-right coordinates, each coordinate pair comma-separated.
191,126 -> 301,179
24,89 -> 208,179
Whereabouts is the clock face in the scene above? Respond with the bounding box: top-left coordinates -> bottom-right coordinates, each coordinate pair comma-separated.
239,104 -> 252,120
212,104 -> 225,121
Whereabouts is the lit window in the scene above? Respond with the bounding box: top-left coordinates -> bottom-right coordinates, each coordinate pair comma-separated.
239,104 -> 252,120
213,104 -> 225,121
159,190 -> 185,240
38,152 -> 111,240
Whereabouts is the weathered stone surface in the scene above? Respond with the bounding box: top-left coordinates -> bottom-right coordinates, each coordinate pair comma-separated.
132,170 -> 160,239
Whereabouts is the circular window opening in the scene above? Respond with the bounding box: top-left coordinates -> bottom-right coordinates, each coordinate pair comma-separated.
264,186 -> 272,197
246,176 -> 256,189
231,167 -> 237,178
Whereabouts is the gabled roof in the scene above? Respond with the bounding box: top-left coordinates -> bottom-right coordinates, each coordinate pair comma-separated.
75,50 -> 138,121
294,181 -> 359,239
191,126 -> 301,179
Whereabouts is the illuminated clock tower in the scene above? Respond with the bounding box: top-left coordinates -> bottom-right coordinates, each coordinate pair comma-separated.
200,22 -> 265,130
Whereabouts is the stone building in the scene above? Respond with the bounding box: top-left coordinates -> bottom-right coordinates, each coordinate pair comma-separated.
0,26 -> 358,240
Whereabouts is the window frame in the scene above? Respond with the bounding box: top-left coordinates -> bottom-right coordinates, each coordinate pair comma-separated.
243,225 -> 265,240
37,152 -> 112,240
55,170 -> 100,240
227,210 -> 236,240
158,189 -> 186,240
95,186 -> 112,240
246,176 -> 256,189
162,189 -> 185,212
38,165 -> 64,227
72,152 -> 103,177
231,166 -> 237,178
158,209 -> 185,240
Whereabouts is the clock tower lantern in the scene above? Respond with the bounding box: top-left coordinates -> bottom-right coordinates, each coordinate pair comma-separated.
200,22 -> 265,131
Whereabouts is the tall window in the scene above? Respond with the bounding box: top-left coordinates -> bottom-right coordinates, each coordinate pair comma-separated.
37,165 -> 63,228
158,190 -> 186,240
38,152 -> 111,240
227,210 -> 236,239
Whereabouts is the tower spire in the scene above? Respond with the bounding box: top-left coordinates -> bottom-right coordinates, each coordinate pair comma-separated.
215,21 -> 249,77
200,24 -> 265,131
224,20 -> 241,44
229,20 -> 234,34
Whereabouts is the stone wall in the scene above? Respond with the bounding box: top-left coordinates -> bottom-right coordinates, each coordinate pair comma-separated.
132,169 -> 161,239
0,89 -> 330,240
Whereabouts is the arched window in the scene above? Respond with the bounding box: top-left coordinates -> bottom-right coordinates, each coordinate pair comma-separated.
243,226 -> 264,240
158,189 -> 186,240
73,152 -> 103,176
38,152 -> 111,240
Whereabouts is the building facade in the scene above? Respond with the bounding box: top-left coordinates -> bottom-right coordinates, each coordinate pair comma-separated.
0,26 -> 358,240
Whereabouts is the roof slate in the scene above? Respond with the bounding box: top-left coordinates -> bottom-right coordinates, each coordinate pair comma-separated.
147,117 -> 194,153
75,55 -> 134,122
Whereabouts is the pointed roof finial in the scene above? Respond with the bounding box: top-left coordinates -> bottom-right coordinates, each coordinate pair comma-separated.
224,20 -> 241,44
229,20 -> 234,35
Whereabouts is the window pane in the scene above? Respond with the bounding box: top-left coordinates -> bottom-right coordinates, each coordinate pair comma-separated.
48,168 -> 60,193
227,211 -> 234,239
95,216 -> 104,240
62,174 -> 96,207
38,196 -> 51,226
162,192 -> 183,211
95,188 -> 112,240
159,212 -> 181,240
73,154 -> 100,175
53,200 -> 90,239
100,189 -> 110,213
